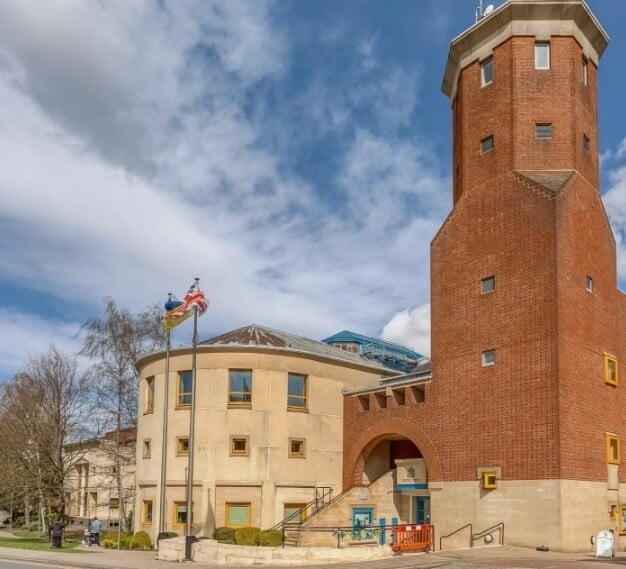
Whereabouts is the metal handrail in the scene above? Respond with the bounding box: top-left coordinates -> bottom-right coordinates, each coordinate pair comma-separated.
472,522 -> 504,545
439,523 -> 473,550
270,486 -> 333,532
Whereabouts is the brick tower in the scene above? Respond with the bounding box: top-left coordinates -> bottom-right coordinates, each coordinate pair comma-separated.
431,0 -> 624,550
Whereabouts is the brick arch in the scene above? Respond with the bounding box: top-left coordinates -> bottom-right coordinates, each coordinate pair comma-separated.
343,417 -> 443,489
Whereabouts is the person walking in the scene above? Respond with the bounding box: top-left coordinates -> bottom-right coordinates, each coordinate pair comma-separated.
51,520 -> 64,548
89,517 -> 102,546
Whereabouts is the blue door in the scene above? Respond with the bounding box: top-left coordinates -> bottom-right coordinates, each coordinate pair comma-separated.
414,497 -> 430,524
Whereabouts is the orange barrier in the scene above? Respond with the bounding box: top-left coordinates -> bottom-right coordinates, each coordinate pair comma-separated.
391,523 -> 434,553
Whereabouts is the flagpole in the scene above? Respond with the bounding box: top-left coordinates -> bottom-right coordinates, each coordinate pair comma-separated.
184,301 -> 199,560
158,323 -> 172,542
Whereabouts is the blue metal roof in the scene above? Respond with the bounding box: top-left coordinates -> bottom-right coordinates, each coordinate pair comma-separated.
321,330 -> 423,373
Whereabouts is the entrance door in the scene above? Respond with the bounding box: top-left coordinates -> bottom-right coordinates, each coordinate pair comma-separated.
414,497 -> 430,524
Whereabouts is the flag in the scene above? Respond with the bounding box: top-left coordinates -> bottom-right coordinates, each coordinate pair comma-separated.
164,279 -> 209,331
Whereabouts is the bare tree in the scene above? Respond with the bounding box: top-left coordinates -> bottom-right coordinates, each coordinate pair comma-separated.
0,348 -> 92,528
78,298 -> 166,530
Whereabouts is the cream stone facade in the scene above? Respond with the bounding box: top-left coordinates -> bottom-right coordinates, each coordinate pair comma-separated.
65,428 -> 136,530
134,325 -> 394,543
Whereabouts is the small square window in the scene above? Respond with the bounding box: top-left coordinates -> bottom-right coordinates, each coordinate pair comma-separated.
481,135 -> 494,154
173,502 -> 192,526
289,438 -> 306,458
481,276 -> 495,293
586,275 -> 593,292
482,350 -> 496,366
482,471 -> 497,489
230,436 -> 249,456
582,57 -> 588,86
535,123 -> 552,140
177,437 -> 190,455
605,355 -> 618,386
142,439 -> 151,459
606,433 -> 620,464
583,134 -> 590,152
481,57 -> 493,86
535,42 -> 550,69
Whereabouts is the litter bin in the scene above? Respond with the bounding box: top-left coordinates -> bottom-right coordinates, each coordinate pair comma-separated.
595,529 -> 614,559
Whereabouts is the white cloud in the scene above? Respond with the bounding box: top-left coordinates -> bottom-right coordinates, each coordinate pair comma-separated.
603,164 -> 626,279
357,34 -> 378,71
381,304 -> 431,357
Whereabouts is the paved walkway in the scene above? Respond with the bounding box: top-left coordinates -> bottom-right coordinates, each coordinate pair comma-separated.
0,544 -> 625,569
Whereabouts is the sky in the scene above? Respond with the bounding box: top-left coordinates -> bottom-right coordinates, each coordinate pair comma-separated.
0,0 -> 625,379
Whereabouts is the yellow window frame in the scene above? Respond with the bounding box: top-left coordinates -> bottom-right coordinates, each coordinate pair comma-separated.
482,471 -> 497,489
287,373 -> 308,410
177,370 -> 192,407
176,437 -> 190,455
605,354 -> 618,386
606,433 -> 620,464
228,369 -> 252,407
230,436 -> 249,456
619,506 -> 626,536
288,438 -> 306,458
142,500 -> 153,524
173,501 -> 193,527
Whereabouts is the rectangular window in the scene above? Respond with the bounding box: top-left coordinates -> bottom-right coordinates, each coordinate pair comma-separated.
605,354 -> 618,386
582,56 -> 588,86
481,276 -> 495,294
481,57 -> 493,86
173,502 -> 192,526
142,500 -> 153,524
606,433 -> 620,464
535,123 -> 552,139
230,436 -> 249,456
226,503 -> 251,528
482,349 -> 496,366
289,438 -> 306,458
287,373 -> 307,410
586,275 -> 593,292
284,503 -> 307,524
535,42 -> 550,69
176,437 -> 190,455
145,377 -> 155,413
480,135 -> 494,154
178,370 -> 192,406
142,439 -> 151,459
583,134 -> 590,152
620,506 -> 626,536
229,369 -> 252,406
481,471 -> 497,490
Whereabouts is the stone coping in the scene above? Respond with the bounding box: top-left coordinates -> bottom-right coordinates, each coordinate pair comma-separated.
158,537 -> 395,565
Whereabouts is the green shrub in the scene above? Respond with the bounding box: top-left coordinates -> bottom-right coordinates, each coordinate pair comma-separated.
258,530 -> 282,547
213,526 -> 235,543
235,527 -> 260,546
102,539 -> 116,549
130,530 -> 152,550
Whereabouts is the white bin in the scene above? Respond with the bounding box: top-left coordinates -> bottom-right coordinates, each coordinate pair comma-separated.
595,529 -> 614,559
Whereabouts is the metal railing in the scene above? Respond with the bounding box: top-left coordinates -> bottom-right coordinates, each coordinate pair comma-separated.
270,487 -> 333,534
439,522 -> 504,550
440,523 -> 473,551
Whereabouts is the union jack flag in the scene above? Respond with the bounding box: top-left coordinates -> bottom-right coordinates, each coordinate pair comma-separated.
164,278 -> 209,331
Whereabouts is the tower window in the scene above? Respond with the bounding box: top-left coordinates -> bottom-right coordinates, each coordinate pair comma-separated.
230,436 -> 249,456
289,438 -> 306,458
606,433 -> 620,464
535,123 -> 552,140
176,437 -> 190,455
480,135 -> 494,154
582,56 -> 588,86
583,134 -> 590,152
482,350 -> 496,367
586,275 -> 593,292
481,57 -> 493,86
535,42 -> 550,69
481,276 -> 495,294
143,439 -> 151,459
605,355 -> 618,386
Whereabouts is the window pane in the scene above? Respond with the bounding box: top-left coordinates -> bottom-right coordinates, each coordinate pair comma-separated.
179,371 -> 192,405
176,504 -> 187,525
288,374 -> 307,408
481,58 -> 493,85
535,43 -> 550,69
536,123 -> 552,139
227,504 -> 250,527
481,135 -> 494,154
481,276 -> 495,293
229,370 -> 252,404
146,378 -> 154,411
